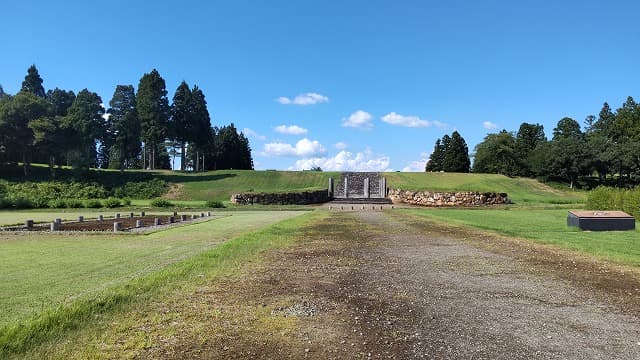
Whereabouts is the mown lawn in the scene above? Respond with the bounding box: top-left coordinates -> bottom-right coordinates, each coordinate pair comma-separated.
402,208 -> 640,266
385,172 -> 585,205
0,211 -> 305,327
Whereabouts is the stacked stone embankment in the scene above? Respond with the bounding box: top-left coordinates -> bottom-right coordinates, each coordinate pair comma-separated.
230,190 -> 329,205
389,189 -> 509,207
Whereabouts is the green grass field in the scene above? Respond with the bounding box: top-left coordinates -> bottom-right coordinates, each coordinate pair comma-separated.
385,172 -> 585,205
156,169 -> 337,201
159,170 -> 583,205
402,208 -> 640,266
0,211 -> 305,327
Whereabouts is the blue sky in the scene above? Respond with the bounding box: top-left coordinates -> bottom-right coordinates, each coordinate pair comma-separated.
2,0 -> 639,171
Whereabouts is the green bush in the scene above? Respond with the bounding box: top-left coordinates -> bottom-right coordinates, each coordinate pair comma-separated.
122,198 -> 132,206
49,199 -> 68,209
586,186 -> 640,218
0,197 -> 11,209
623,188 -> 640,219
205,200 -> 225,208
586,186 -> 623,211
112,179 -> 167,199
12,197 -> 34,209
85,199 -> 103,208
66,199 -> 84,208
150,198 -> 173,207
103,197 -> 122,208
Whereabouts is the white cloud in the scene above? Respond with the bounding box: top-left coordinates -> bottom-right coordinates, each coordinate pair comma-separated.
290,149 -> 392,172
381,112 -> 447,129
402,152 -> 430,172
262,138 -> 326,157
243,127 -> 266,141
334,142 -> 348,150
342,110 -> 373,129
274,124 -> 308,135
277,92 -> 329,105
483,121 -> 498,130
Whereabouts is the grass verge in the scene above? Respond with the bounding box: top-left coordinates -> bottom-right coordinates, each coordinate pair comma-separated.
0,210 -> 323,357
401,208 -> 640,266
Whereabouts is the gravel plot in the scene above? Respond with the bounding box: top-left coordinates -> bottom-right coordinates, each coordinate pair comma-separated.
346,211 -> 640,359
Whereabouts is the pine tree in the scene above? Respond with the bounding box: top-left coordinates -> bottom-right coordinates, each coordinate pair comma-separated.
170,81 -> 192,171
21,65 -> 46,98
425,138 -> 444,171
137,69 -> 169,170
107,85 -> 140,170
0,85 -> 7,100
62,89 -> 105,169
442,131 -> 470,172
514,123 -> 546,176
190,86 -> 212,171
46,88 -> 76,116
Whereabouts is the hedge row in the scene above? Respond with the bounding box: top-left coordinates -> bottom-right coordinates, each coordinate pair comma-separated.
0,179 -> 166,208
0,197 -> 132,210
586,186 -> 640,218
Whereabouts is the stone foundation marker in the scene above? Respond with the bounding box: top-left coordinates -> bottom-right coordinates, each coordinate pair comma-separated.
113,222 -> 122,232
136,220 -> 144,228
50,222 -> 59,231
78,216 -> 84,222
25,220 -> 34,229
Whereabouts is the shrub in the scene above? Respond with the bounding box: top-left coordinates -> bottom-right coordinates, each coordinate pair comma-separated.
586,186 -> 623,211
85,199 -> 103,208
112,179 -> 167,199
122,198 -> 132,206
0,197 -> 11,209
49,199 -> 68,209
66,199 -> 84,208
205,200 -> 225,208
12,197 -> 34,209
623,187 -> 640,219
150,198 -> 173,207
103,197 -> 122,208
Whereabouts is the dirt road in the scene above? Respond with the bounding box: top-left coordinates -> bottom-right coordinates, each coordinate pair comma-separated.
134,211 -> 640,359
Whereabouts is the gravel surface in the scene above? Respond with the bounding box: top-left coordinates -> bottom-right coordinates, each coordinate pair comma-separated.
346,211 -> 640,359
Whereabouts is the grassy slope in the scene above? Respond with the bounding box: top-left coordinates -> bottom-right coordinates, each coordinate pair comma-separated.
164,170 -> 583,205
403,208 -> 640,266
385,172 -> 585,204
0,211 -> 304,326
156,170 -> 338,201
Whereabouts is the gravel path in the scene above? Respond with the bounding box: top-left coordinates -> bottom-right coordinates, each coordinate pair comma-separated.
346,211 -> 640,359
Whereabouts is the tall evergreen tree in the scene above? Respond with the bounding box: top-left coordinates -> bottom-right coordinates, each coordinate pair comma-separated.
425,138 -> 444,171
107,85 -> 140,170
443,131 -> 470,172
62,89 -> 105,169
46,88 -> 76,116
137,69 -> 169,170
0,85 -> 6,100
170,81 -> 192,171
514,123 -> 546,176
21,65 -> 46,98
190,85 -> 212,171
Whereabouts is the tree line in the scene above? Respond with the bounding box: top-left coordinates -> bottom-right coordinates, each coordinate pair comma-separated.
425,96 -> 640,188
0,65 -> 253,177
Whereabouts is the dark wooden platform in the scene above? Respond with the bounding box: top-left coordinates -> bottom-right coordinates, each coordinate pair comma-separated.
567,210 -> 635,231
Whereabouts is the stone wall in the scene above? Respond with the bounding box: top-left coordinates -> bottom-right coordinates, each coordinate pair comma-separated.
389,189 -> 509,207
230,190 -> 330,205
334,172 -> 384,198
